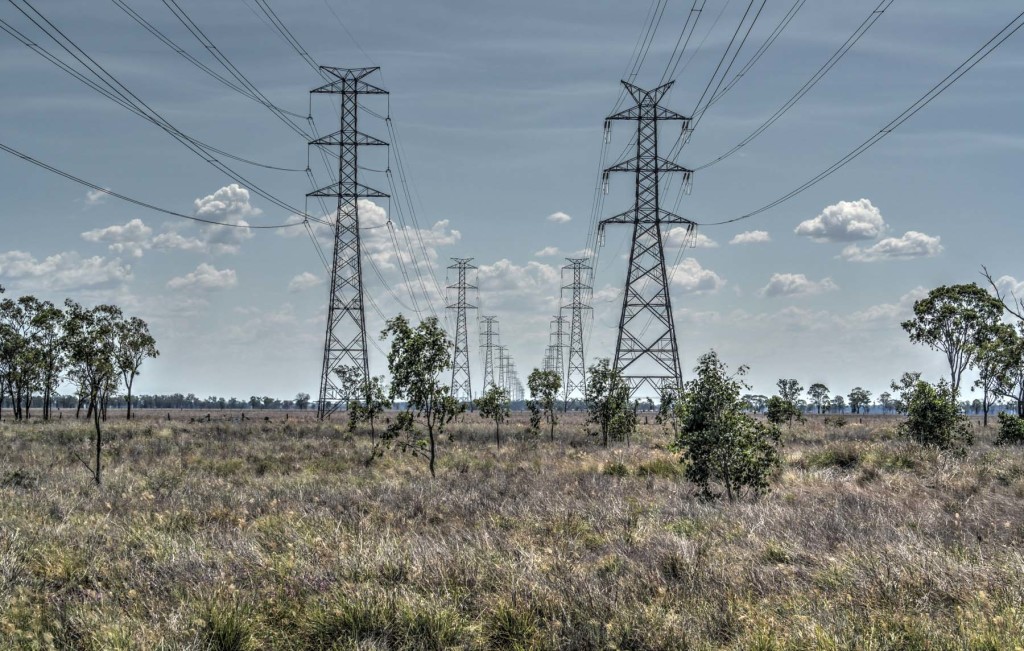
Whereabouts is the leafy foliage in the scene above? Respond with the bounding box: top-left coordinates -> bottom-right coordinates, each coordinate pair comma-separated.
765,395 -> 803,428
995,412 -> 1024,446
380,315 -> 462,477
808,383 -> 830,414
584,359 -> 636,447
901,283 -> 1003,398
526,369 -> 561,441
895,378 -> 973,453
675,351 -> 782,501
474,384 -> 510,447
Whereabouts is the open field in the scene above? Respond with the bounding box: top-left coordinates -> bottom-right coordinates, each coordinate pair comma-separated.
2,414 -> 1024,649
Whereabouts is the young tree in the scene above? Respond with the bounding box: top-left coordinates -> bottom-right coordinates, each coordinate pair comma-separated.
901,283 -> 1003,401
675,351 -> 782,501
527,368 -> 561,441
344,374 -> 391,442
766,395 -> 802,428
895,377 -> 973,454
847,387 -> 872,414
381,315 -> 462,478
114,316 -> 158,420
973,323 -> 1018,426
295,392 -> 311,410
776,379 -> 803,404
830,394 -> 846,414
585,358 -> 636,447
807,383 -> 830,414
475,384 -> 510,447
878,391 -> 893,414
64,301 -> 121,484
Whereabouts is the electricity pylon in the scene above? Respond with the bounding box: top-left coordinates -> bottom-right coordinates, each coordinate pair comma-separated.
598,80 -> 693,397
549,315 -> 567,380
447,258 -> 476,402
562,257 -> 592,408
496,345 -> 509,396
309,67 -> 388,420
479,315 -> 499,390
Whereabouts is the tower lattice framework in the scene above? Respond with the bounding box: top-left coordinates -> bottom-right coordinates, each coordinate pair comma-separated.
310,67 -> 389,420
599,81 -> 694,397
562,257 -> 592,408
447,258 -> 477,402
478,316 -> 499,390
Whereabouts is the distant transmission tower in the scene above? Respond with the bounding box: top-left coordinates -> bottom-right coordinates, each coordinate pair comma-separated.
309,67 -> 389,420
447,258 -> 477,402
549,315 -> 567,379
599,81 -> 693,396
496,345 -> 509,396
562,257 -> 592,408
478,316 -> 499,389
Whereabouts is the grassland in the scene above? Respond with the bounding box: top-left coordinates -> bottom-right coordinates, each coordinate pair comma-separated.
1,412 -> 1024,650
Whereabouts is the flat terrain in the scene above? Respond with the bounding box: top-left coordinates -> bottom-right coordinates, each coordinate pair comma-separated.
1,413 -> 1023,649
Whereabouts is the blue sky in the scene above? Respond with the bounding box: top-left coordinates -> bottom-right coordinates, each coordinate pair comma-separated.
1,0 -> 1023,401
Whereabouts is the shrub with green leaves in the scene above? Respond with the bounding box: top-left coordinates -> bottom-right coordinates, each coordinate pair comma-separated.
765,395 -> 803,428
896,378 -> 972,453
995,412 -> 1024,446
675,351 -> 782,501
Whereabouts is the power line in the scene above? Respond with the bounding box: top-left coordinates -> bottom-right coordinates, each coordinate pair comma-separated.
699,8 -> 1024,227
0,141 -> 300,229
694,0 -> 895,171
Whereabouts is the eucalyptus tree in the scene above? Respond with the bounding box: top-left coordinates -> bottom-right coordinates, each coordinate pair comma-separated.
114,316 -> 158,420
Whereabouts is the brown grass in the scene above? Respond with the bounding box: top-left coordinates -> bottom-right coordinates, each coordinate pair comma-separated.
1,412 -> 1023,649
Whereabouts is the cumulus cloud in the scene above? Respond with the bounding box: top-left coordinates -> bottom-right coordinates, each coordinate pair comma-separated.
547,211 -> 571,223
474,259 -> 560,312
534,246 -> 560,257
150,231 -> 208,253
730,230 -> 771,245
192,184 -> 260,254
795,199 -> 887,242
760,273 -> 838,297
81,219 -> 153,258
288,271 -> 323,293
840,231 -> 943,262
0,250 -> 131,290
665,227 -> 718,248
167,263 -> 237,291
670,259 -> 725,294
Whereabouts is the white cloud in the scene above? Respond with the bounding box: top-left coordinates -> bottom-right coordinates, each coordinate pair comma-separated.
670,258 -> 725,294
0,250 -> 131,290
849,287 -> 928,323
288,271 -> 323,293
665,227 -> 718,248
192,184 -> 260,254
167,263 -> 237,291
81,219 -> 153,258
475,259 -> 560,312
760,273 -> 839,298
150,231 -> 207,253
840,231 -> 943,262
795,199 -> 887,242
534,246 -> 560,257
994,275 -> 1024,297
547,211 -> 571,223
85,189 -> 107,205
729,230 -> 771,245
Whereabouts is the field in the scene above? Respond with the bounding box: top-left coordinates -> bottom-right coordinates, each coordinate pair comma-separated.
2,412 -> 1024,650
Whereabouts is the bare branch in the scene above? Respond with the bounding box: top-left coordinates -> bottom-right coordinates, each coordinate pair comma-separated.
982,265 -> 1024,321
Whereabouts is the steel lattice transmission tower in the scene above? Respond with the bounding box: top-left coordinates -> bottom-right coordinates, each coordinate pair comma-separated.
496,346 -> 509,396
309,67 -> 389,420
598,81 -> 694,397
447,258 -> 477,402
562,257 -> 592,408
478,316 -> 499,390
549,315 -> 567,380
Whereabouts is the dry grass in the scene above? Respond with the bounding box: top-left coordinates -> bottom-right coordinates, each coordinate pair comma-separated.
1,412 -> 1024,649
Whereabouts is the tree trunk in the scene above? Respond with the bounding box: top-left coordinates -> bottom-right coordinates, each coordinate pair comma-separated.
549,416 -> 555,442
126,380 -> 134,421
495,421 -> 500,448
983,390 -> 990,428
428,429 -> 436,478
93,402 -> 102,485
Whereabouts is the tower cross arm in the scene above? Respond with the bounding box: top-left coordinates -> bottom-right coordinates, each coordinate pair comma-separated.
311,79 -> 388,95
307,181 -> 390,199
604,157 -> 693,175
310,131 -> 389,147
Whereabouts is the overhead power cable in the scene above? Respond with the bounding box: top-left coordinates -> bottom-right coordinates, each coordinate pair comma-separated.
8,0 -> 307,215
695,0 -> 895,170
0,141 -> 300,229
700,8 -> 1024,226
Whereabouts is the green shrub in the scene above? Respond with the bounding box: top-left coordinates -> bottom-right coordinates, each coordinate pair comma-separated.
995,412 -> 1024,446
636,457 -> 681,478
897,379 -> 972,454
802,442 -> 860,470
822,415 -> 847,428
603,461 -> 630,477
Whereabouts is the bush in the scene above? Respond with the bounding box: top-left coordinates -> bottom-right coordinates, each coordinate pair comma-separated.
823,415 -> 847,428
897,379 -> 972,454
765,395 -> 802,427
676,351 -> 783,500
995,412 -> 1024,445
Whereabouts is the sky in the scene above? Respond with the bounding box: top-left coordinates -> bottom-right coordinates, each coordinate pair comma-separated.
1,0 -> 1023,402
